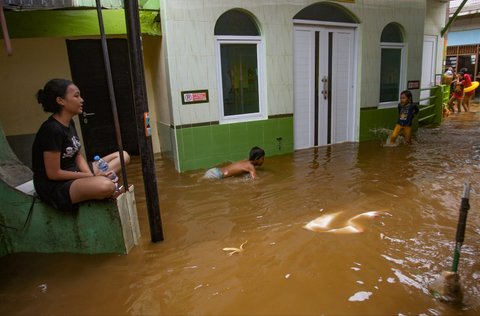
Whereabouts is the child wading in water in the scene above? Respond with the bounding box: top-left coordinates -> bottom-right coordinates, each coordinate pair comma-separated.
204,147 -> 265,180
448,72 -> 465,113
388,90 -> 419,145
460,68 -> 474,112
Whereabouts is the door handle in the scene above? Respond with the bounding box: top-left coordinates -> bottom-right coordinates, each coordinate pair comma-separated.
82,112 -> 95,124
321,76 -> 328,100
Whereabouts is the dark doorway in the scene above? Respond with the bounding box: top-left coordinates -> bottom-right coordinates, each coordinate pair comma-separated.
66,39 -> 139,159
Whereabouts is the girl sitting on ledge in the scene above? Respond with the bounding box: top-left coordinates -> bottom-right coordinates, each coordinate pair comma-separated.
32,78 -> 130,212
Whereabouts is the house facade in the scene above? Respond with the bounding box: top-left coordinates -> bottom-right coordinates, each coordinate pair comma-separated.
0,0 -> 448,172
159,0 -> 448,171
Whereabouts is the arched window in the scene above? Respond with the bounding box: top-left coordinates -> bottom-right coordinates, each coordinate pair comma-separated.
215,10 -> 260,36
379,23 -> 406,105
215,9 -> 265,123
293,2 -> 360,24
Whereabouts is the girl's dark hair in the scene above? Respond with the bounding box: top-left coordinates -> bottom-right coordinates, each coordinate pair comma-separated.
400,90 -> 413,104
36,78 -> 74,113
249,146 -> 265,161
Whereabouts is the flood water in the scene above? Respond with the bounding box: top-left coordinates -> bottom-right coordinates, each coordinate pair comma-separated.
1,106 -> 480,315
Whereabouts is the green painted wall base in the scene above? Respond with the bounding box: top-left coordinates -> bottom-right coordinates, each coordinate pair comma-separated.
172,87 -> 448,171
176,116 -> 294,171
359,107 -> 399,141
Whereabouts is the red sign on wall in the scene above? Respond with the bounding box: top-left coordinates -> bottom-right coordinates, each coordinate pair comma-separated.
181,90 -> 209,105
407,80 -> 420,90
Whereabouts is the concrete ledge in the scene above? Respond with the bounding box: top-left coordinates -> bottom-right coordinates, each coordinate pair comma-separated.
0,181 -> 140,256
116,185 -> 142,252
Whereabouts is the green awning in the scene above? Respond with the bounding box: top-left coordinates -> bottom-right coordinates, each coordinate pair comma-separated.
3,0 -> 160,11
1,0 -> 161,38
2,9 -> 160,38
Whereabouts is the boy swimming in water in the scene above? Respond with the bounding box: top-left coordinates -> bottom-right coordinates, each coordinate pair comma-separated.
204,146 -> 265,180
388,90 -> 419,145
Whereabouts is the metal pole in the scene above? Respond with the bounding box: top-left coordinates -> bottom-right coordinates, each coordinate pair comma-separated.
0,3 -> 13,55
95,0 -> 129,191
124,0 -> 164,242
451,183 -> 470,272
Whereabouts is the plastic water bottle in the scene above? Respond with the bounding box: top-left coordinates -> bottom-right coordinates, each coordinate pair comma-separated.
93,155 -> 120,190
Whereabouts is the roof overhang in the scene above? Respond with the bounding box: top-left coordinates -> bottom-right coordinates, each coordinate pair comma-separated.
0,0 -> 160,42
449,0 -> 480,16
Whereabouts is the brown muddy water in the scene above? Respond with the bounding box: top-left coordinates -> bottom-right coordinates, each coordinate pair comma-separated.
1,108 -> 480,315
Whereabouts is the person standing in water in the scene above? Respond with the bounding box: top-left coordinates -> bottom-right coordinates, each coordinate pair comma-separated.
388,90 -> 419,145
204,146 -> 265,180
460,68 -> 474,112
448,72 -> 465,113
32,78 -> 130,212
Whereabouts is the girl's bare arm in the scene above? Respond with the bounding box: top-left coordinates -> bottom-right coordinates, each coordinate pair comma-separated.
44,151 -> 92,181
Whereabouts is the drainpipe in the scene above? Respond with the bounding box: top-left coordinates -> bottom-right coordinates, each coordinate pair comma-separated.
124,0 -> 164,242
0,3 -> 12,55
441,0 -> 469,37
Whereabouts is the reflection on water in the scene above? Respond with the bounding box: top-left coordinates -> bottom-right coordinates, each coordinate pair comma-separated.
1,109 -> 480,315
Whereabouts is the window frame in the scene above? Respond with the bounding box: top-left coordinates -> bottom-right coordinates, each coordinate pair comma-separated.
215,35 -> 267,124
379,42 -> 406,109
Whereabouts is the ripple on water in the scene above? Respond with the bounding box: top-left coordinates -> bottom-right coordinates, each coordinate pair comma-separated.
348,291 -> 373,302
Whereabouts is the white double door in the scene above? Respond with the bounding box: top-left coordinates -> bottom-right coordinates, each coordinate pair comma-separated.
294,25 -> 356,150
420,35 -> 437,104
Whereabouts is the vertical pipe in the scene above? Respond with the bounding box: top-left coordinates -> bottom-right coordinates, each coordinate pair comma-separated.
95,0 -> 129,191
474,45 -> 479,83
124,0 -> 164,242
0,3 -> 13,56
451,183 -> 470,273
451,243 -> 462,273
314,32 -> 319,147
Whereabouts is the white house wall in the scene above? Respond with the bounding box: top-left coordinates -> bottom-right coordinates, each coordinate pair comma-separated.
160,0 -> 432,128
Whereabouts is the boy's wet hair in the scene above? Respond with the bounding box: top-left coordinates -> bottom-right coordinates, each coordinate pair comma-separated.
249,146 -> 265,161
400,90 -> 413,104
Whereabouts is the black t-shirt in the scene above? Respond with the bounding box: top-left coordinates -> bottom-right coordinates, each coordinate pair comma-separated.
32,116 -> 82,180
